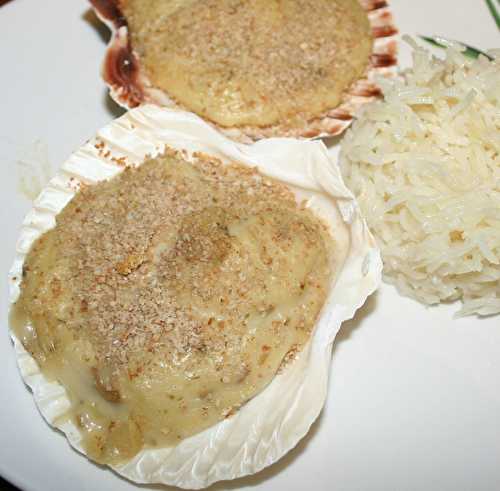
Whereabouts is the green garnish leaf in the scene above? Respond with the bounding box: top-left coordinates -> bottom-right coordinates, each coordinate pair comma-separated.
485,0 -> 500,30
418,35 -> 494,61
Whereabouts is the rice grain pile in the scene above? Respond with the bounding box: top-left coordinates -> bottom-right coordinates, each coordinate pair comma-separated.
340,40 -> 500,316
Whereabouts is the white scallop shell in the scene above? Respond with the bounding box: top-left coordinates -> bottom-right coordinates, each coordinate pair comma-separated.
8,105 -> 381,489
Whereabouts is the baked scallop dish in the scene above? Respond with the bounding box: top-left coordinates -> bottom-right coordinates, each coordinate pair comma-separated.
90,0 -> 398,141
13,151 -> 333,463
9,106 -> 381,488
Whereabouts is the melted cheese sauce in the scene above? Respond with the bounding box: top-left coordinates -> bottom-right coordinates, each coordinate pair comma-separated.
12,151 -> 334,465
122,0 -> 372,128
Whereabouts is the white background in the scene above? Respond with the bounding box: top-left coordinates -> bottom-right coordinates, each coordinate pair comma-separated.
1,1 -> 499,490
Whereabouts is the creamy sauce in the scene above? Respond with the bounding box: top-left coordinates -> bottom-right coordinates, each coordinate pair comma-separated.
12,151 -> 334,465
122,0 -> 372,128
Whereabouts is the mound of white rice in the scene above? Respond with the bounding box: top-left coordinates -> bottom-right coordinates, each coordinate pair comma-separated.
340,39 -> 500,316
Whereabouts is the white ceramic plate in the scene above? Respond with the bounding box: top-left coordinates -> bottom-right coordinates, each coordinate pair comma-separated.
1,1 -> 499,490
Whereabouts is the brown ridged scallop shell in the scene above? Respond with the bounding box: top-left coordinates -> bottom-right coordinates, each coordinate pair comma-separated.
90,0 -> 398,143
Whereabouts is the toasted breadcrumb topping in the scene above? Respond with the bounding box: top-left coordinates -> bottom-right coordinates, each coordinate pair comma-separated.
121,0 -> 372,127
15,149 -> 333,463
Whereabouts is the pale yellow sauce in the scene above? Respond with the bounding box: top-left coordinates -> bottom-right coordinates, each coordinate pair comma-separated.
122,0 -> 373,128
12,151 -> 334,465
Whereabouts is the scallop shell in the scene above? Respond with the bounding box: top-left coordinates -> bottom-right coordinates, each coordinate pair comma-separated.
90,0 -> 398,143
8,105 -> 381,489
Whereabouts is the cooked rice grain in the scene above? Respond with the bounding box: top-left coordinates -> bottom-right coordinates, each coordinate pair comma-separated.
340,40 -> 500,317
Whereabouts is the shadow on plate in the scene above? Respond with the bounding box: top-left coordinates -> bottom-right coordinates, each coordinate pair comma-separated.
104,90 -> 127,119
81,8 -> 111,45
332,291 -> 379,354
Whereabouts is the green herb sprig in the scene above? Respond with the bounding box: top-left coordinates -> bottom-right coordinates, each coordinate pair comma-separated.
484,0 -> 500,30
418,35 -> 494,61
